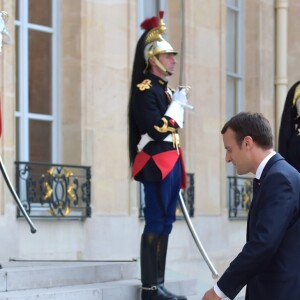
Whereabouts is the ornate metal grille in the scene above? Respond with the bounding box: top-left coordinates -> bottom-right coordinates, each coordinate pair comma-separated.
15,161 -> 91,219
139,173 -> 195,219
228,176 -> 254,220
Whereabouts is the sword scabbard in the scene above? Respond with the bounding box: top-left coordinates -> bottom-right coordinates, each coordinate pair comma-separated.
179,191 -> 218,278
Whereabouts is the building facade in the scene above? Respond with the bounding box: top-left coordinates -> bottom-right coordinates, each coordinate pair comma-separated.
0,0 -> 299,285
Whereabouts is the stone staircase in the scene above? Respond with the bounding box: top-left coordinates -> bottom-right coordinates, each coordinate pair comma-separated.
0,260 -> 202,299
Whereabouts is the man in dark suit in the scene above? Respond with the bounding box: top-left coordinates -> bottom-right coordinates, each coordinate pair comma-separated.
202,112 -> 300,300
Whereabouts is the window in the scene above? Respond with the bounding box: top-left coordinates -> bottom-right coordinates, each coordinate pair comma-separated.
15,0 -> 59,164
226,0 -> 244,176
226,0 -> 244,117
138,0 -> 168,36
226,1 -> 248,218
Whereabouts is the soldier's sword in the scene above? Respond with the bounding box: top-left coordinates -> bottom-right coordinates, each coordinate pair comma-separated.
179,191 -> 218,278
0,156 -> 37,233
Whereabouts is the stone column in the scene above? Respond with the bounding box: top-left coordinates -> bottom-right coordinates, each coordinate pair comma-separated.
275,0 -> 289,143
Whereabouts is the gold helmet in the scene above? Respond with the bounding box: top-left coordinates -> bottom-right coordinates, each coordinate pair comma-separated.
141,11 -> 177,74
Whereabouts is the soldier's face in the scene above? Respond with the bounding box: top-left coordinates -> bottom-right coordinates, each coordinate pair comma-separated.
158,53 -> 177,75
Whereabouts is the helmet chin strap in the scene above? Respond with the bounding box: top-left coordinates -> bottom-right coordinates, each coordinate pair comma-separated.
152,56 -> 172,76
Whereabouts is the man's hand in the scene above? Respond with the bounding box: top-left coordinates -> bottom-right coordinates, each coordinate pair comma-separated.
202,288 -> 222,300
173,87 -> 194,109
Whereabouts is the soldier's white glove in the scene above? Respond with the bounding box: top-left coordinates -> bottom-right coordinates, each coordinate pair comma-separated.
172,87 -> 194,109
165,88 -> 193,128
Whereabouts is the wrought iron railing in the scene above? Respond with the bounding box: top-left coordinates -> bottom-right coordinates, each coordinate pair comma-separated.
15,161 -> 91,219
228,176 -> 254,220
139,173 -> 195,219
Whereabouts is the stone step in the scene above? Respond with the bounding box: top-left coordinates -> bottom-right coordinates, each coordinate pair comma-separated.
0,261 -> 138,292
0,278 -> 199,300
0,261 -> 201,299
0,280 -> 139,300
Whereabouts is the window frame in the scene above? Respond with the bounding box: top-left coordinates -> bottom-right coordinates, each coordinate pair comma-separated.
15,0 -> 60,164
226,0 -> 244,116
226,0 -> 244,177
138,0 -> 168,36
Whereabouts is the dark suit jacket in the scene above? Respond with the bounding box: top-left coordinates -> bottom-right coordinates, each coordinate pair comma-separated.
218,154 -> 300,299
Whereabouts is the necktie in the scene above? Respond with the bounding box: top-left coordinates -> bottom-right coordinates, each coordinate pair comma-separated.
247,178 -> 260,239
252,178 -> 260,199
247,178 -> 260,218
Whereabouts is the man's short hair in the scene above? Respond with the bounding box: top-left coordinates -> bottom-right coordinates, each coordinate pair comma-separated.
221,112 -> 273,149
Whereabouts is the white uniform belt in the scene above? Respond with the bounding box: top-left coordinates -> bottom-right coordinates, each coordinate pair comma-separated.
137,133 -> 176,152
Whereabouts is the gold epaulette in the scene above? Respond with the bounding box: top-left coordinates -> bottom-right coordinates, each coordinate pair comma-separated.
292,84 -> 300,106
137,79 -> 152,91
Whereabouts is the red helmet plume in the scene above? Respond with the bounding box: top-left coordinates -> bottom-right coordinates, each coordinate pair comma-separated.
140,16 -> 159,30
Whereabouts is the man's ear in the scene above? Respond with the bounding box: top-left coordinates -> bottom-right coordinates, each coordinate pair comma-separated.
244,136 -> 254,148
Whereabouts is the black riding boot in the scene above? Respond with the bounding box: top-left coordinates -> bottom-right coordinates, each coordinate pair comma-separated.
157,235 -> 187,300
140,233 -> 176,300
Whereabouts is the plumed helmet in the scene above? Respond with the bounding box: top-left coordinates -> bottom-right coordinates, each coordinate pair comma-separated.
144,39 -> 177,61
141,11 -> 177,67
